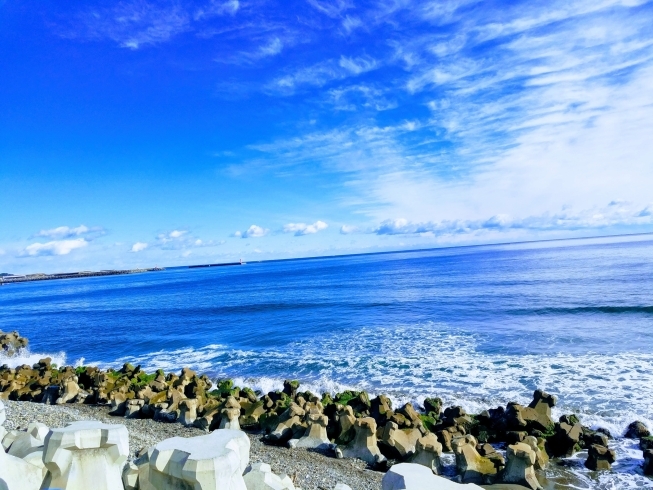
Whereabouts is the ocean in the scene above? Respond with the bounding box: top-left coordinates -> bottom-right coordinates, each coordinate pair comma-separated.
2,236 -> 653,488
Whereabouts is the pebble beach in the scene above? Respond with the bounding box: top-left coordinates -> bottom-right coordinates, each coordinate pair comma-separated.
2,399 -> 383,490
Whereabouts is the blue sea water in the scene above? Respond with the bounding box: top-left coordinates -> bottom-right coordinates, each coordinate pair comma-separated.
2,236 -> 653,487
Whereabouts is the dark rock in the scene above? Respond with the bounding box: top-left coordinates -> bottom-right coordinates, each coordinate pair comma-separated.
547,422 -> 582,457
624,421 -> 650,439
640,436 -> 653,451
596,427 -> 612,439
644,449 -> 653,475
505,431 -> 528,445
423,397 -> 442,417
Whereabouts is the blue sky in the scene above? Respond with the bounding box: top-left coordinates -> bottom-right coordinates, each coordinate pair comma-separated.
2,0 -> 653,272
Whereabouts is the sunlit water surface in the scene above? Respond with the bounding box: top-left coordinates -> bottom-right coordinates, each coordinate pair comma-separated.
2,237 -> 653,487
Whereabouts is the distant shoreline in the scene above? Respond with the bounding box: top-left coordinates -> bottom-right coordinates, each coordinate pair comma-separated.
0,267 -> 164,285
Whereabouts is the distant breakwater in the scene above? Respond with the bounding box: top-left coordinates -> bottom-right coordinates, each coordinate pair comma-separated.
0,267 -> 164,285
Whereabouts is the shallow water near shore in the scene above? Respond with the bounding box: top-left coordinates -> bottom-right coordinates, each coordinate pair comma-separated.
2,236 -> 653,487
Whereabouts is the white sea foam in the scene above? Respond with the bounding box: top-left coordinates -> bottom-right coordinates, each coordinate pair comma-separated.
0,348 -> 67,369
91,322 -> 653,488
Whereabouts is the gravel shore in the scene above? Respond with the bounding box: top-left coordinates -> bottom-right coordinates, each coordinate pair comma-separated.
3,400 -> 383,490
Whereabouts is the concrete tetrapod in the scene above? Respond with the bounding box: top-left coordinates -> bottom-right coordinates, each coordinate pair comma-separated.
522,436 -> 548,470
55,376 -> 80,404
269,403 -> 306,444
379,422 -> 422,459
452,435 -> 500,484
243,462 -> 296,490
7,422 -> 49,458
335,417 -> 386,466
122,461 -> 139,490
407,432 -> 443,474
290,408 -> 330,450
0,447 -> 47,490
0,399 -> 5,425
1,430 -> 21,451
584,444 -> 616,470
220,397 -> 242,431
179,398 -> 200,427
382,463 -> 484,490
41,420 -> 129,490
501,442 -> 543,490
136,429 -> 250,490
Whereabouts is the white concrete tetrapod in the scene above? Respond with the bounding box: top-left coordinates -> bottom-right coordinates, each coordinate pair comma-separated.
7,422 -> 49,459
122,461 -> 139,490
382,463 -> 484,490
41,420 -> 129,490
137,429 -> 250,490
1,430 -> 22,452
243,462 -> 296,490
0,399 -> 5,426
0,448 -> 47,490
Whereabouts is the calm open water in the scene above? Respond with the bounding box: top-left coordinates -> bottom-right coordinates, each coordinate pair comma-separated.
2,237 -> 653,487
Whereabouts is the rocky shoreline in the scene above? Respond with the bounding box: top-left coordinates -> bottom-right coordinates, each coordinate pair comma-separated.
2,330 -> 653,489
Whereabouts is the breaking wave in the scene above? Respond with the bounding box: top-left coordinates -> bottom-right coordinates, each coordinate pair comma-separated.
0,348 -> 67,369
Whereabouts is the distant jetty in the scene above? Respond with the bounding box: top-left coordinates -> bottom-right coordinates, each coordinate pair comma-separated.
0,267 -> 164,285
189,259 -> 245,269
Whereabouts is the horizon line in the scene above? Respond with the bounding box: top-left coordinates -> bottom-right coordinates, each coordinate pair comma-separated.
166,230 -> 653,270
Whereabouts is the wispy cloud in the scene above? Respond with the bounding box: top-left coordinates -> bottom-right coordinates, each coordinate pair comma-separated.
373,202 -> 653,237
21,239 -> 88,257
269,55 -> 380,94
283,220 -> 328,236
306,0 -> 353,18
34,225 -> 103,240
236,0 -> 653,237
194,0 -> 240,21
233,225 -> 269,238
66,1 -> 192,50
61,0 -> 245,50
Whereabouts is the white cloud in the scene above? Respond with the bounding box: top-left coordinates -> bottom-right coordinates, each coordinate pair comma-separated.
338,55 -> 378,75
72,2 -> 192,50
283,221 -> 328,236
243,0 -> 653,240
269,55 -> 380,94
306,0 -> 352,18
34,225 -> 103,239
373,202 -> 653,236
194,0 -> 240,20
157,230 -> 188,243
340,225 -> 360,234
131,242 -> 148,252
22,239 -> 88,257
258,37 -> 283,57
235,225 -> 269,238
